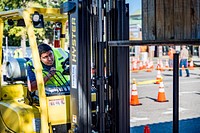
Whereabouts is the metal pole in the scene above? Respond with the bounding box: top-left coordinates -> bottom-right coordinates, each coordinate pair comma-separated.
97,42 -> 105,132
5,36 -> 8,61
97,0 -> 106,132
173,53 -> 179,133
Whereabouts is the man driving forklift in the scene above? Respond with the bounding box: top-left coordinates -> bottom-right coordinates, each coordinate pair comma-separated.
27,43 -> 70,92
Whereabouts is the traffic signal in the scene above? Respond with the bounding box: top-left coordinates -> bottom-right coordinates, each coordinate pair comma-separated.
32,11 -> 44,28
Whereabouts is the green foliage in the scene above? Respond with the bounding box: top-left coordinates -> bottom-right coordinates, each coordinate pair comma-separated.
45,22 -> 54,45
8,35 -> 21,46
34,28 -> 46,44
9,27 -> 26,37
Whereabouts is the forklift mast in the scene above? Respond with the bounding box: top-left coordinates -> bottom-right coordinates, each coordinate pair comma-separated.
65,0 -> 130,132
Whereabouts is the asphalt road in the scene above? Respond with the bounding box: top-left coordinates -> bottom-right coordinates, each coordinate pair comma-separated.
130,66 -> 200,133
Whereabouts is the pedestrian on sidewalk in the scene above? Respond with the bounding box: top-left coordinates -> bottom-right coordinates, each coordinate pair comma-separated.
179,45 -> 190,77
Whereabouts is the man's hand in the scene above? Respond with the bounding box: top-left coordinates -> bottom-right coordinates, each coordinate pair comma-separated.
48,67 -> 56,77
43,67 -> 56,84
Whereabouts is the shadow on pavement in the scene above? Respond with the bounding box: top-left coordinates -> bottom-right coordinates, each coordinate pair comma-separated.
190,73 -> 200,76
195,92 -> 200,95
162,74 -> 173,77
145,96 -> 157,101
130,117 -> 200,133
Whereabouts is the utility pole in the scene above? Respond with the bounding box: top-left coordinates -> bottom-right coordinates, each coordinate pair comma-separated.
5,36 -> 8,61
21,34 -> 26,57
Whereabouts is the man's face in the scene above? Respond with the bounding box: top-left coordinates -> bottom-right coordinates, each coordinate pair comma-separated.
40,50 -> 54,66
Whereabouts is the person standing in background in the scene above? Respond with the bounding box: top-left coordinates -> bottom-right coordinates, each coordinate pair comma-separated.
168,47 -> 175,69
179,45 -> 190,77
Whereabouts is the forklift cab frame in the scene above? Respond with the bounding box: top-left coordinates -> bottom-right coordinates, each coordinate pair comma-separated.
0,7 -> 68,133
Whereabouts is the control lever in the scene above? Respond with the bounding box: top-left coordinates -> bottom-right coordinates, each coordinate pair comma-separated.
61,58 -> 70,75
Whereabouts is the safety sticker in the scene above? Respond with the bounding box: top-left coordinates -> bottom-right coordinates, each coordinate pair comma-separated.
72,64 -> 77,89
49,98 -> 65,106
72,114 -> 77,123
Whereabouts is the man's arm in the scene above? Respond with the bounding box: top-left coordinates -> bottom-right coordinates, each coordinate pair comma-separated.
27,66 -> 56,92
27,73 -> 53,92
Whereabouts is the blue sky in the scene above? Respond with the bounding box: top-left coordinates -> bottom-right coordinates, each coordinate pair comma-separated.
126,0 -> 141,15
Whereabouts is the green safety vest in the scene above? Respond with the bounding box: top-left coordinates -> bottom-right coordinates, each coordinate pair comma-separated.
27,48 -> 70,87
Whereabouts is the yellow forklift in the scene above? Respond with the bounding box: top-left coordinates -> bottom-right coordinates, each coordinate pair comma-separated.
0,7 -> 96,133
0,7 -> 72,133
0,0 -> 131,133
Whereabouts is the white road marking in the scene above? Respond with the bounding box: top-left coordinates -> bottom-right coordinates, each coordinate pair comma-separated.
162,107 -> 188,115
130,117 -> 149,123
131,79 -> 200,87
180,91 -> 199,94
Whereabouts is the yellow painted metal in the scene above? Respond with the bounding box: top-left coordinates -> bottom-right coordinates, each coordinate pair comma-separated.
1,84 -> 27,100
0,100 -> 40,133
26,8 -> 67,21
22,9 -> 49,133
0,18 -> 3,87
0,8 -> 67,21
13,7 -> 68,133
47,95 -> 71,125
0,7 -> 68,133
61,20 -> 67,49
91,93 -> 96,102
0,9 -> 23,20
0,7 -> 68,49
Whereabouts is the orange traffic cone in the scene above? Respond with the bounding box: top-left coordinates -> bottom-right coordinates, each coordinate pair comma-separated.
131,61 -> 139,73
157,81 -> 168,102
143,61 -> 147,69
144,125 -> 150,133
155,70 -> 162,84
146,63 -> 152,72
189,60 -> 194,70
130,79 -> 142,106
139,61 -> 143,70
